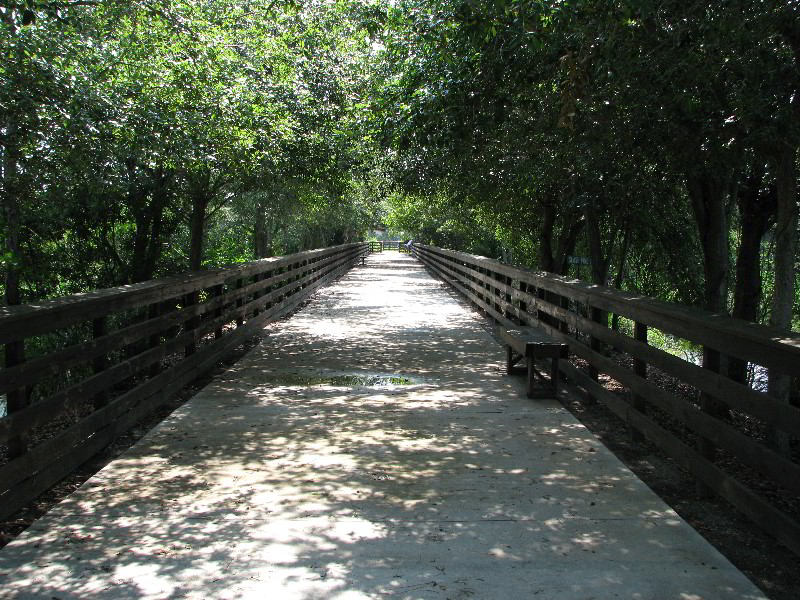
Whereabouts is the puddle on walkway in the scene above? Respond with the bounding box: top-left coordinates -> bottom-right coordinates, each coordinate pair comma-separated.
263,373 -> 421,388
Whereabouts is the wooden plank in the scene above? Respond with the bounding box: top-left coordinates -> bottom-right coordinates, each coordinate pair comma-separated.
91,316 -> 109,409
586,305 -> 603,403
631,322 -> 647,442
697,347 -> 721,497
4,338 -> 27,460
0,310 -> 255,515
148,302 -> 162,377
213,285 -> 224,339
497,328 -> 568,358
235,278 -> 244,327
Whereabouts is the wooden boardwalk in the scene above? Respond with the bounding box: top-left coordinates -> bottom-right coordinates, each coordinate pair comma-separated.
0,253 -> 766,599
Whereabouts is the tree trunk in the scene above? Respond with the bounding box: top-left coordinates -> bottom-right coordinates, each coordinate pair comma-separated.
687,172 -> 731,314
130,205 -> 151,282
729,168 -> 776,384
537,203 -> 583,276
188,169 -> 212,272
254,208 -> 273,258
584,198 -> 619,286
554,217 -> 584,276
687,169 -> 732,495
766,145 -> 798,455
585,198 -> 606,285
2,122 -> 22,307
142,174 -> 171,282
2,120 -> 28,458
537,203 -> 557,272
189,193 -> 209,272
127,164 -> 173,283
766,11 -> 800,454
126,158 -> 151,284
610,225 -> 631,331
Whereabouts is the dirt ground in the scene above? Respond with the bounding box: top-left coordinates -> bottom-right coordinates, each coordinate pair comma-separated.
1,294 -> 798,599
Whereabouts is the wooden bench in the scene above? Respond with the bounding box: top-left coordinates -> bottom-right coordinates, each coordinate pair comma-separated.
497,327 -> 569,399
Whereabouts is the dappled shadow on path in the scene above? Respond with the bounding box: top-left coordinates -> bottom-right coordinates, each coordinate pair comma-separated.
0,254 -> 764,599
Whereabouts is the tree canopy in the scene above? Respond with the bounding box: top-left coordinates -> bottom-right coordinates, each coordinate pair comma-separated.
1,0 -> 798,339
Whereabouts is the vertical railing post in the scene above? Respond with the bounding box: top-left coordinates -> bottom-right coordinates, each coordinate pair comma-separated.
184,291 -> 197,357
505,274 -> 513,322
235,278 -> 244,327
697,346 -> 721,496
481,266 -> 490,310
493,270 -> 501,318
5,338 -> 27,459
559,295 -> 569,334
586,305 -> 604,403
537,287 -> 547,327
92,316 -> 108,409
632,321 -> 648,441
213,284 -> 224,339
148,302 -> 161,376
477,266 -> 486,315
276,266 -> 285,303
263,270 -> 273,311
496,271 -> 504,320
252,273 -> 262,317
519,281 -> 529,325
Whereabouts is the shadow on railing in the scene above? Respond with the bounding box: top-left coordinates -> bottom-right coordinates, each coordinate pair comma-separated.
0,243 -> 368,520
412,243 -> 800,556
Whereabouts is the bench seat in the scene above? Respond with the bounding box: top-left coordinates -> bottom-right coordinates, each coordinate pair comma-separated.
497,327 -> 568,399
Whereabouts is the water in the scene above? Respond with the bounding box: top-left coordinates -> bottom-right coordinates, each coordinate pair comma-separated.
262,373 -> 419,388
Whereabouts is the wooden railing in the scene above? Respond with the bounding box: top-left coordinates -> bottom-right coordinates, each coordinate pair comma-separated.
368,240 -> 408,253
413,243 -> 800,555
0,243 -> 367,520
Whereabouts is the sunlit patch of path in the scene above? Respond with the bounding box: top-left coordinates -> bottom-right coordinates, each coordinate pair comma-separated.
0,253 -> 765,599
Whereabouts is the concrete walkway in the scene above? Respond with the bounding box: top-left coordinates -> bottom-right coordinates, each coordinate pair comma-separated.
0,253 -> 765,599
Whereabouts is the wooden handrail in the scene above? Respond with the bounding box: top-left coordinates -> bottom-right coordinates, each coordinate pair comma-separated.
0,243 -> 367,521
416,245 -> 800,374
412,243 -> 800,556
0,245 -> 358,344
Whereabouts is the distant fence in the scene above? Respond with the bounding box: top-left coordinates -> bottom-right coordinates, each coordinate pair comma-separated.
0,243 -> 367,520
413,243 -> 800,555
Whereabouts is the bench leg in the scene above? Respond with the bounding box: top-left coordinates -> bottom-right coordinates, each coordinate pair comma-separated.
507,346 -> 523,374
527,356 -> 559,400
551,357 -> 560,397
527,357 -> 536,398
